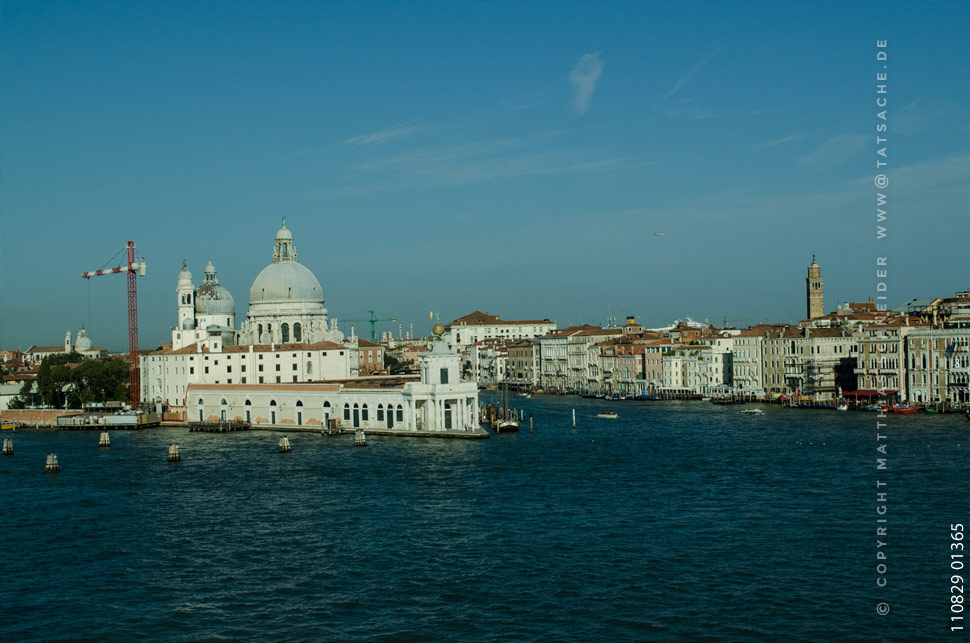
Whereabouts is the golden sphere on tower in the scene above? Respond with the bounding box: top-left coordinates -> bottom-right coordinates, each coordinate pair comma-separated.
432,323 -> 445,337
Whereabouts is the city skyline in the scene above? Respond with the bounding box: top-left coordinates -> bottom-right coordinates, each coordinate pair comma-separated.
2,2 -> 969,351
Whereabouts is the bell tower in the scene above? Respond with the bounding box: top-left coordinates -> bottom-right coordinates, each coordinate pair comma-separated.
806,256 -> 824,319
177,262 -> 195,330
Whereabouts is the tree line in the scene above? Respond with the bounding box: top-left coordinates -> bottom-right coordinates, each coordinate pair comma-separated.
7,352 -> 130,409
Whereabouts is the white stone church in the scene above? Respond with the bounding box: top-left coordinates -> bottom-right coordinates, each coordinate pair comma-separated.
141,221 -> 480,434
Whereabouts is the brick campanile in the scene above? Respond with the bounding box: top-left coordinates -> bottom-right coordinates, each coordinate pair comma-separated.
806,255 -> 824,319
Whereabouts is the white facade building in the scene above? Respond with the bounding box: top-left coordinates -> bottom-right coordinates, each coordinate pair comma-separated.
189,336 -> 480,434
445,311 -> 556,351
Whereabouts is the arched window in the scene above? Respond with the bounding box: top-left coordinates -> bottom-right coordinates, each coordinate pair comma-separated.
258,324 -> 263,339
343,403 -> 350,420
281,323 -> 290,343
294,323 -> 302,342
198,398 -> 205,406
220,399 -> 227,406
323,401 -> 331,408
245,400 -> 251,405
377,404 -> 384,421
396,404 -> 403,422
362,404 -> 368,421
296,400 -> 303,407
270,400 -> 277,407
306,361 -> 312,374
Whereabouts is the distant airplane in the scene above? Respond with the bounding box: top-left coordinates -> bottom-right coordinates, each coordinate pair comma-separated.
654,232 -> 664,237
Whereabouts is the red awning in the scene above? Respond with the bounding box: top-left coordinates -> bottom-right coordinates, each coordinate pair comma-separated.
842,390 -> 898,398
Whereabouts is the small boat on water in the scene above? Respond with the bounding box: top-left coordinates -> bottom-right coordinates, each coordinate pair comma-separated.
495,380 -> 520,433
740,409 -> 764,415
597,411 -> 618,419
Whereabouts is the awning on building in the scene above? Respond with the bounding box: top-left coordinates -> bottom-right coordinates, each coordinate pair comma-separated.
842,389 -> 898,398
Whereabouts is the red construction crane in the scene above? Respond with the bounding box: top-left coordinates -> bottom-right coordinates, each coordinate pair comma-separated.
82,241 -> 147,408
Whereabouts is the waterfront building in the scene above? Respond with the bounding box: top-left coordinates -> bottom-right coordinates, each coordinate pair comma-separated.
782,327 -> 858,401
806,256 -> 824,319
853,317 -> 933,403
507,340 -> 540,389
728,328 -> 768,396
188,335 -> 480,433
444,311 -> 556,351
641,339 -> 673,392
905,328 -> 970,407
595,340 -> 647,396
538,325 -> 623,391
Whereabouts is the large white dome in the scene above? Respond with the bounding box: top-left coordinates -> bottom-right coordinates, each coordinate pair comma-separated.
249,262 -> 324,305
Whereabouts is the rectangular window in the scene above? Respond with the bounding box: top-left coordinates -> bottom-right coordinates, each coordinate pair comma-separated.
189,367 -> 194,374
241,377 -> 246,384
227,366 -> 232,373
276,376 -> 281,383
276,364 -> 281,371
258,364 -> 263,372
204,367 -> 209,374
241,365 -> 246,372
292,364 -> 297,371
259,376 -> 264,384
440,368 -> 449,384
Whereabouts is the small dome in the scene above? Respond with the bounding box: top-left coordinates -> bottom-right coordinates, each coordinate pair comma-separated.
276,218 -> 293,241
74,329 -> 92,352
196,281 -> 235,315
195,259 -> 235,315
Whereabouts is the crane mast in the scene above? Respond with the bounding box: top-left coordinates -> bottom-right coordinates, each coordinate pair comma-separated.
82,241 -> 146,408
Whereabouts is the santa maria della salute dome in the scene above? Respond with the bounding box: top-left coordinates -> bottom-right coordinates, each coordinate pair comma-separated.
171,219 -> 344,350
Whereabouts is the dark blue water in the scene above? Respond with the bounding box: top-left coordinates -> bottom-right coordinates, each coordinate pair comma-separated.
2,396 -> 967,641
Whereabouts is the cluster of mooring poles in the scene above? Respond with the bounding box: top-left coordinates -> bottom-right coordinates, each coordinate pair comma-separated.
3,430 -> 382,472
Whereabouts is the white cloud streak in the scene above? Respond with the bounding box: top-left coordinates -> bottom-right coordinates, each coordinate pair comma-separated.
569,53 -> 604,116
796,134 -> 868,170
757,134 -> 806,148
340,123 -> 426,146
663,50 -> 717,100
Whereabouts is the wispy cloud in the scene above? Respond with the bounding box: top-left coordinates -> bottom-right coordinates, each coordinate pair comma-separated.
663,49 -> 717,100
569,52 -> 604,116
796,134 -> 867,170
330,132 -> 624,193
758,134 -> 806,148
340,122 -> 426,146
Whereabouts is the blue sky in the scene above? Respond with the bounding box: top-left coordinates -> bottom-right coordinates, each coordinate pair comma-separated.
2,1 -> 969,351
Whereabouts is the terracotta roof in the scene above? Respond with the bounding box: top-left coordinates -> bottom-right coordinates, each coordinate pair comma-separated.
447,310 -> 553,327
26,346 -> 65,353
357,339 -> 381,348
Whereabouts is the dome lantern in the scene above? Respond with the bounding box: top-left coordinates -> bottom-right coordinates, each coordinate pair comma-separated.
272,217 -> 297,264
